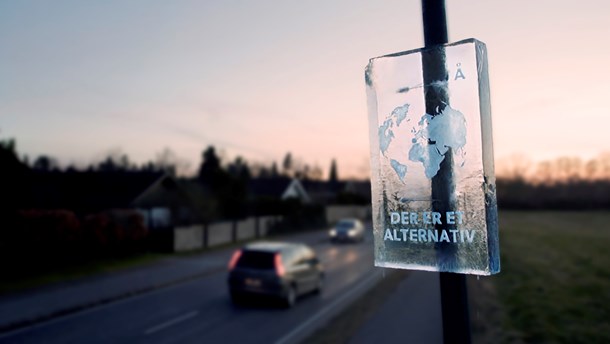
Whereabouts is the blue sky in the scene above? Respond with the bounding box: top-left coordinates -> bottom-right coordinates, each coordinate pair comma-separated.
2,0 -> 609,177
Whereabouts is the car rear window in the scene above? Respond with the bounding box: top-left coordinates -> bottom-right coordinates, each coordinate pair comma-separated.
236,250 -> 276,269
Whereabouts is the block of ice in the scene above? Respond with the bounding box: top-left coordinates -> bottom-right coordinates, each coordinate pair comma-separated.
366,38 -> 500,275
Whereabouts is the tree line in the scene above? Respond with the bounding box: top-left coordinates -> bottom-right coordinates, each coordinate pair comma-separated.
496,154 -> 610,209
4,140 -> 335,182
0,137 -> 342,217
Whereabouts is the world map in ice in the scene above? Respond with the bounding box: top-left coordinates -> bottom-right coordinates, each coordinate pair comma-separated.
379,103 -> 467,180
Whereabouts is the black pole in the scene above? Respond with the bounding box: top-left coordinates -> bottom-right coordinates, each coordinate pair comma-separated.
420,1 -> 471,344
422,0 -> 448,47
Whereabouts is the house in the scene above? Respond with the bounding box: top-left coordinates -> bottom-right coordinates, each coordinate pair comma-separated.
26,171 -> 164,211
131,177 -> 207,229
248,177 -> 311,204
25,171 -> 203,228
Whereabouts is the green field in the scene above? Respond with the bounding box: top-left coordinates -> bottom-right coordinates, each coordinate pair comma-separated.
485,211 -> 610,343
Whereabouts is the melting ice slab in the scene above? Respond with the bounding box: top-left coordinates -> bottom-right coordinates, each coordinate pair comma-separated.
365,38 -> 500,275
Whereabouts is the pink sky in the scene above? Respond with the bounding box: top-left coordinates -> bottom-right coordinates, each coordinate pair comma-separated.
1,0 -> 609,178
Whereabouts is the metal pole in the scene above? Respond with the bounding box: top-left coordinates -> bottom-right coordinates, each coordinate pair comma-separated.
420,1 -> 471,343
422,0 -> 448,47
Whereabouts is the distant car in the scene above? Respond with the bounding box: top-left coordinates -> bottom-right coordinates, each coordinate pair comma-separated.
227,241 -> 324,308
329,218 -> 365,243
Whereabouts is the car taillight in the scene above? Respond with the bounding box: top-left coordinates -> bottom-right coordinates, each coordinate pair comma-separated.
228,250 -> 242,270
274,253 -> 285,276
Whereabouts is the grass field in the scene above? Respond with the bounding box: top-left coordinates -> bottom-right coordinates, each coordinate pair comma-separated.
479,211 -> 610,343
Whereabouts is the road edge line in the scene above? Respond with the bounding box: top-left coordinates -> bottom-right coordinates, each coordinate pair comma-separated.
275,269 -> 383,344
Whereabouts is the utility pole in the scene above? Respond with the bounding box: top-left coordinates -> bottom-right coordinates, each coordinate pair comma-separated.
421,1 -> 472,343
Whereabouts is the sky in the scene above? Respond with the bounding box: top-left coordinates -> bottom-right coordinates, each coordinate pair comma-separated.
1,0 -> 609,178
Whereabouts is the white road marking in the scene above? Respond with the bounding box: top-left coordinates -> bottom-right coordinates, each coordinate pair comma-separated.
275,270 -> 382,344
144,310 -> 199,335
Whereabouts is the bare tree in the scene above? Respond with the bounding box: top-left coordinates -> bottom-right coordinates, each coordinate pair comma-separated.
33,155 -> 58,172
497,154 -> 532,181
329,159 -> 338,183
155,147 -> 191,176
282,153 -> 293,177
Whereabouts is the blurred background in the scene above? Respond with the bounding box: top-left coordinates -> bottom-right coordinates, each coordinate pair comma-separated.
1,0 -> 609,343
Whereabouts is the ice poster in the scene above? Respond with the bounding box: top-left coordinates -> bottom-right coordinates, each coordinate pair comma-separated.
366,39 -> 500,275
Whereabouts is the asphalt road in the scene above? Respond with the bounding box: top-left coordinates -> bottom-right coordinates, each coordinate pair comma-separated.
0,229 -> 379,344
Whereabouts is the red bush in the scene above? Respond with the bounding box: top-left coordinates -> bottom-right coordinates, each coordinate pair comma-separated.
15,209 -> 80,247
6,209 -> 149,260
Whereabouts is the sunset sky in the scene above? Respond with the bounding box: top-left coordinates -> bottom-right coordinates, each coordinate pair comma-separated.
1,0 -> 609,178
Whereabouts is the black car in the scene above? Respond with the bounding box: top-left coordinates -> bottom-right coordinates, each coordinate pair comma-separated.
227,241 -> 324,307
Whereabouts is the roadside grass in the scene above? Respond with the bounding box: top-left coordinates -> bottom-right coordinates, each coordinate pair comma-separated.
0,253 -> 168,295
491,211 -> 610,343
0,238 -> 246,296
304,270 -> 409,344
0,227 -> 328,296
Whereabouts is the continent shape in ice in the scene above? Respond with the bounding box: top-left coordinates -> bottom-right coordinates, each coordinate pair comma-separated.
378,118 -> 394,154
390,159 -> 407,181
391,104 -> 409,127
378,104 -> 410,157
408,105 -> 467,179
379,102 -> 468,182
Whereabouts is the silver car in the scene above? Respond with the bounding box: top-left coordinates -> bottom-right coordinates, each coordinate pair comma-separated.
329,218 -> 365,243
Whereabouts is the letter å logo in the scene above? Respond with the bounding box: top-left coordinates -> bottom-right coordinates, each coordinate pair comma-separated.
454,63 -> 465,80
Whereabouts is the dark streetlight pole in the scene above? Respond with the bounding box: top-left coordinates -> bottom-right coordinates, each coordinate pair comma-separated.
420,1 -> 472,343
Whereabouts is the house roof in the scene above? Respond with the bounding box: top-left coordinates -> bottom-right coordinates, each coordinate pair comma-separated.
26,171 -> 166,212
248,177 -> 294,199
248,177 -> 310,202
